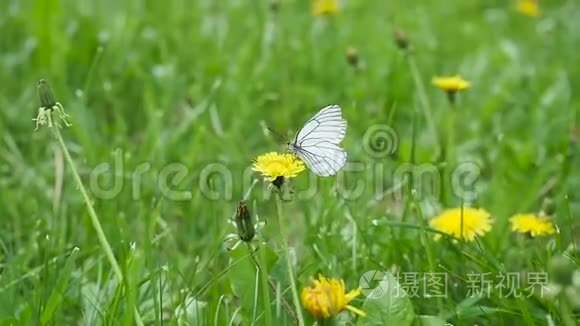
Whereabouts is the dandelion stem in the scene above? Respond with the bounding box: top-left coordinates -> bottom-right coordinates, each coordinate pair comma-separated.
246,243 -> 297,324
406,55 -> 440,153
49,116 -> 144,325
563,195 -> 576,259
275,196 -> 305,325
411,197 -> 443,315
50,122 -> 121,277
442,100 -> 457,206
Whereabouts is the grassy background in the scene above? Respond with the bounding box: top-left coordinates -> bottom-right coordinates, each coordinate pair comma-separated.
0,0 -> 578,325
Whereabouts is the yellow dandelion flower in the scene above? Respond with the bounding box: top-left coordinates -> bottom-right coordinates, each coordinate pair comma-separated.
312,0 -> 340,16
252,152 -> 305,182
432,75 -> 471,104
510,213 -> 556,237
432,75 -> 471,93
429,207 -> 493,242
301,275 -> 366,319
516,0 -> 541,17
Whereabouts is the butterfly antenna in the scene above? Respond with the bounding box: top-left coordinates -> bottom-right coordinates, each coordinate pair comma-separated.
267,126 -> 287,143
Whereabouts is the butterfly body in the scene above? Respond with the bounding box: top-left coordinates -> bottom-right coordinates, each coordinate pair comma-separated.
288,105 -> 347,176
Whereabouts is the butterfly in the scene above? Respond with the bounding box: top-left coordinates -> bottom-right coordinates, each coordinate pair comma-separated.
288,105 -> 347,176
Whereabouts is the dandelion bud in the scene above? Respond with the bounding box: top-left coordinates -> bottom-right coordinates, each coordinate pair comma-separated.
235,201 -> 255,242
37,79 -> 56,109
345,47 -> 359,68
33,79 -> 72,130
269,0 -> 279,12
393,28 -> 409,51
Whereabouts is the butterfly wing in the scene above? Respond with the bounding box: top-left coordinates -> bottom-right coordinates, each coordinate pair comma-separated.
291,105 -> 347,176
292,142 -> 347,176
294,105 -> 346,144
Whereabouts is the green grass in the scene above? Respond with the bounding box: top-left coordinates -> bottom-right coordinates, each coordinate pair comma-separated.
0,0 -> 579,325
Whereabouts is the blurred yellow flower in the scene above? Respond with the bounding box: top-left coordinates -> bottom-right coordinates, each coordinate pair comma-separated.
312,0 -> 340,16
432,75 -> 471,93
429,207 -> 493,241
516,0 -> 541,17
252,152 -> 305,181
510,213 -> 556,237
301,275 -> 366,319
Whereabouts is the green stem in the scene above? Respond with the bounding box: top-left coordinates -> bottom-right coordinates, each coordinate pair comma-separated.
560,295 -> 576,326
412,198 -> 443,315
442,102 -> 456,206
446,101 -> 456,163
378,220 -> 461,241
563,195 -> 577,260
52,128 -> 123,279
275,195 -> 305,325
246,243 -> 297,324
49,118 -> 144,325
318,317 -> 333,326
406,55 -> 440,154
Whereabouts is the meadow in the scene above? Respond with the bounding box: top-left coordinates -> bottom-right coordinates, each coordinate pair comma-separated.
0,0 -> 579,325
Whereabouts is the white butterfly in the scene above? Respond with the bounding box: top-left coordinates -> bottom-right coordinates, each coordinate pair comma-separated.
288,105 -> 347,176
